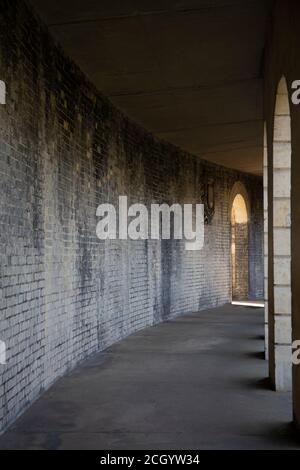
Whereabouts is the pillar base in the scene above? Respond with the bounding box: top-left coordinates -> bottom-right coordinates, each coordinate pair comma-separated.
269,344 -> 292,391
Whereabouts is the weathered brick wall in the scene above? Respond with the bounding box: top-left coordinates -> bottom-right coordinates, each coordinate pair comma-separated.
232,223 -> 249,301
0,0 -> 263,432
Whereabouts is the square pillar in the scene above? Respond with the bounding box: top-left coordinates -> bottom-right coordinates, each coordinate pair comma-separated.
268,78 -> 292,391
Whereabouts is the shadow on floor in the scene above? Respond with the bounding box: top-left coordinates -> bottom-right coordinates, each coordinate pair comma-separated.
0,304 -> 297,450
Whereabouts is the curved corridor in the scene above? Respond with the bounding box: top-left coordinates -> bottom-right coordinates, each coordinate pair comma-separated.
0,305 -> 297,450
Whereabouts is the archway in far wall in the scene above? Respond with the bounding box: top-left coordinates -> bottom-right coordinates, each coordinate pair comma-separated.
230,183 -> 250,301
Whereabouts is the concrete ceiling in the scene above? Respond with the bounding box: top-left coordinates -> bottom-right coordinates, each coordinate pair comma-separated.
30,0 -> 274,175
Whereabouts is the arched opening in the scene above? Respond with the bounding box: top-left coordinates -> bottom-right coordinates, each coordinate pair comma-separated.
231,193 -> 249,301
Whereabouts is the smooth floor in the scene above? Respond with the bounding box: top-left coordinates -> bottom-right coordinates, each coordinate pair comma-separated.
0,304 -> 299,450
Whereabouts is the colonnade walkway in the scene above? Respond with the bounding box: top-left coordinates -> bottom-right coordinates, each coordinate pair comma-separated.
0,305 -> 298,449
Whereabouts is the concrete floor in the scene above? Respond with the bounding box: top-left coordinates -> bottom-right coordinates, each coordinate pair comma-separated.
0,304 -> 299,450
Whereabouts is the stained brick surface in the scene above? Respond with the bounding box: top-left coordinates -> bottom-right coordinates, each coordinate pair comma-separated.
0,0 -> 263,432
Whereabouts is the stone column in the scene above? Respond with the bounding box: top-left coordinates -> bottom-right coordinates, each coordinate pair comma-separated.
264,127 -> 269,359
269,77 -> 292,391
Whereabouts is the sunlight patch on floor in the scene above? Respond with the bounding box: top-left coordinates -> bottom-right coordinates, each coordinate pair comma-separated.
232,301 -> 264,308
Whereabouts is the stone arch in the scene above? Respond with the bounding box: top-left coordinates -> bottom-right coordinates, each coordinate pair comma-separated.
229,182 -> 250,301
229,182 -> 251,222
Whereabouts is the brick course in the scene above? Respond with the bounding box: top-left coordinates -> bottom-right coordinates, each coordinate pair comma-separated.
0,0 -> 263,432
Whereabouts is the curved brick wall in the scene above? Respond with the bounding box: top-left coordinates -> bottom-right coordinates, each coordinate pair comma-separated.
0,0 -> 263,432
